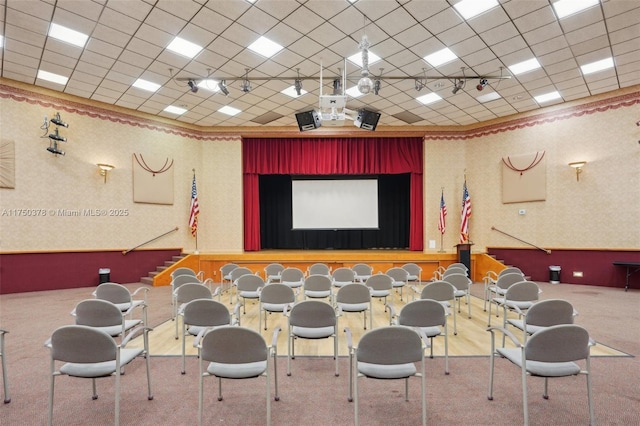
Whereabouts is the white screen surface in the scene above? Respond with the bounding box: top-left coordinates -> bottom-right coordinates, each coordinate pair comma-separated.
291,179 -> 379,230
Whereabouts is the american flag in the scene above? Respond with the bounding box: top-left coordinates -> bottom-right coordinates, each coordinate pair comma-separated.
459,180 -> 471,243
438,190 -> 447,235
189,173 -> 199,237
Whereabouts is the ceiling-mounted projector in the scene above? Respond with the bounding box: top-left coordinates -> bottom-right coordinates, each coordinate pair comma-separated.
50,112 -> 69,128
319,95 -> 348,126
48,128 -> 66,142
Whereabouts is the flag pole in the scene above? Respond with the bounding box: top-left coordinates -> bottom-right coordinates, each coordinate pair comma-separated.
438,187 -> 446,253
193,168 -> 199,254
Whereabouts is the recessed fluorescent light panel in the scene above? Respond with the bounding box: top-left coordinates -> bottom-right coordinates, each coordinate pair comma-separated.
132,78 -> 161,92
282,86 -> 307,98
347,50 -> 382,67
0,35 -> 4,48
552,0 -> 600,19
580,57 -> 614,75
476,92 -> 501,103
248,36 -> 283,58
508,58 -> 541,75
454,0 -> 499,20
48,23 -> 89,47
164,105 -> 187,115
416,92 -> 443,105
37,70 -> 68,85
346,86 -> 364,98
219,105 -> 241,116
197,79 -> 220,92
534,91 -> 561,104
424,48 -> 458,67
166,37 -> 203,59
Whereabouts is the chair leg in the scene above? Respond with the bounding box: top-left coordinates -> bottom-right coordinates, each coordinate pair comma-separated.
48,364 -> 55,426
522,358 -> 529,426
266,358 -> 272,426
1,336 -> 9,403
272,347 -> 280,401
287,331 -> 293,376
198,358 -> 204,426
334,333 -> 339,377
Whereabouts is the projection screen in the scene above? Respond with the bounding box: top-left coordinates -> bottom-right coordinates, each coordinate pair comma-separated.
291,178 -> 379,230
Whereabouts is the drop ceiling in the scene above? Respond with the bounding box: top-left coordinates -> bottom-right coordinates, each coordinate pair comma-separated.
1,0 -> 638,128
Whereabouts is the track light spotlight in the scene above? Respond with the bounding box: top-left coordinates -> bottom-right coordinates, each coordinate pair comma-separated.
240,68 -> 252,93
476,78 -> 488,91
47,143 -> 65,156
452,79 -> 465,95
48,128 -> 66,142
187,79 -> 199,93
50,112 -> 68,128
218,80 -> 229,96
373,78 -> 381,95
294,79 -> 302,96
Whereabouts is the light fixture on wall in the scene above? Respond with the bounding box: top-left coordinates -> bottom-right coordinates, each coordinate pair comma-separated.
568,161 -> 586,181
97,163 -> 115,183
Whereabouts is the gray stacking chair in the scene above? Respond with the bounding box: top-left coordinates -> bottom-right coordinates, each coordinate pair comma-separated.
386,266 -> 409,301
345,326 -> 428,426
336,283 -> 373,330
488,280 -> 540,329
280,267 -> 305,292
388,299 -> 450,374
46,324 -> 153,426
171,274 -> 202,318
171,266 -> 204,281
352,263 -> 373,283
179,298 -> 238,374
259,283 -> 295,331
196,325 -> 280,426
72,299 -> 142,339
264,263 -> 284,284
234,274 -> 265,317
442,272 -> 473,320
364,273 -> 393,307
484,268 -> 525,311
303,274 -> 333,302
229,267 -> 256,304
506,298 -> 576,343
402,263 -> 422,298
306,263 -> 331,277
487,324 -> 595,426
174,283 -> 214,339
420,280 -> 458,335
286,300 -> 339,377
0,329 -> 9,403
219,263 -> 238,294
94,282 -> 148,324
332,267 -> 356,290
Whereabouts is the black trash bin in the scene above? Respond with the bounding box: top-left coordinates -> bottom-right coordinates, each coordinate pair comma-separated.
99,268 -> 111,284
549,265 -> 561,284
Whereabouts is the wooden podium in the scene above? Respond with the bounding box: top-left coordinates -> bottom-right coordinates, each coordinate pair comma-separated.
455,243 -> 473,277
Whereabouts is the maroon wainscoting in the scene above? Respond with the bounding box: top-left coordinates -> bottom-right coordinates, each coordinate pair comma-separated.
0,248 -> 182,294
487,248 -> 640,289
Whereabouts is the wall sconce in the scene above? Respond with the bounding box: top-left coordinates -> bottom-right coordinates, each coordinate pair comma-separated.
568,161 -> 586,181
97,163 -> 115,183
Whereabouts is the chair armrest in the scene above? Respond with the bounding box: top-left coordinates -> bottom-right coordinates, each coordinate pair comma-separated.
344,327 -> 354,351
386,303 -> 397,325
414,327 -> 431,350
270,326 -> 281,349
486,326 -> 522,348
121,326 -> 153,347
231,303 -> 241,320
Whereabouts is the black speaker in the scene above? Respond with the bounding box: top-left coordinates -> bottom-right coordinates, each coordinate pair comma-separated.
354,109 -> 381,131
295,110 -> 321,131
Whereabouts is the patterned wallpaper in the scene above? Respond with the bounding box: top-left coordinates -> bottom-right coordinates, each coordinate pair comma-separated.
1,80 -> 638,253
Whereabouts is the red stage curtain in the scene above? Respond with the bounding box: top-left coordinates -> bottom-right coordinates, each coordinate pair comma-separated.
243,137 -> 423,251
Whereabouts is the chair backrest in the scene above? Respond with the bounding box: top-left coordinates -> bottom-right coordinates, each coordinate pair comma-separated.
175,283 -> 213,305
420,281 -> 455,301
357,326 -> 423,365
220,263 -> 238,276
365,274 -> 393,291
402,263 -> 422,278
171,274 -> 201,292
336,283 -> 371,304
201,326 -> 267,364
332,267 -> 356,284
264,263 -> 284,278
398,299 -> 446,328
95,282 -> 131,304
236,274 -> 265,292
525,324 -> 590,363
496,272 -> 526,290
352,263 -> 373,276
74,299 -> 124,328
304,274 -> 332,292
525,299 -> 575,327
386,267 -> 408,283
307,263 -> 331,276
289,300 -> 336,328
260,283 -> 295,305
442,273 -> 471,291
281,267 -> 305,284
442,267 -> 467,278
499,267 -> 523,277
171,267 -> 198,279
231,267 -> 254,282
504,281 -> 539,302
447,262 -> 468,271
50,325 -> 116,363
182,299 -> 231,327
